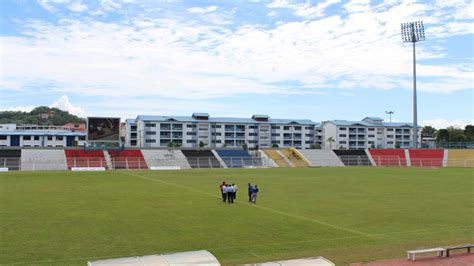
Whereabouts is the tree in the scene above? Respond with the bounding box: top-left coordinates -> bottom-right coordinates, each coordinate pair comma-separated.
447,126 -> 466,142
464,125 -> 474,141
421,126 -> 437,138
437,129 -> 449,142
370,143 -> 375,149
326,136 -> 335,149
395,141 -> 401,148
199,141 -> 205,148
272,143 -> 279,148
167,142 -> 175,148
242,143 -> 248,150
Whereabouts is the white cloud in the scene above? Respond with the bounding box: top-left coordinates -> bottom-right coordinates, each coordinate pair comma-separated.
267,11 -> 277,17
267,0 -> 340,19
187,6 -> 218,14
37,0 -> 69,12
100,0 -> 121,10
2,0 -> 473,103
68,1 -> 88,12
50,95 -> 87,117
422,118 -> 473,129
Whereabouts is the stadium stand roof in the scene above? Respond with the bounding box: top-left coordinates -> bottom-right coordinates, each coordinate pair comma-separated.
134,114 -> 319,125
249,256 -> 334,266
87,250 -> 220,266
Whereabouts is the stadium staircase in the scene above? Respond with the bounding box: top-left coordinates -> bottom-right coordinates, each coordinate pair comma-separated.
298,149 -> 344,167
280,148 -> 309,167
20,149 -> 68,171
263,149 -> 291,167
103,150 -> 113,169
447,149 -> 474,167
0,149 -> 21,170
181,150 -> 222,168
368,149 -> 407,166
64,150 -> 108,169
141,150 -> 191,169
211,150 -> 228,168
107,149 -> 148,170
333,150 -> 372,166
408,149 -> 444,167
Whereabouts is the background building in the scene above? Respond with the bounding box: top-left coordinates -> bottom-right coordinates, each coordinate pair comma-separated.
322,117 -> 420,149
0,124 -> 87,147
125,113 -> 323,149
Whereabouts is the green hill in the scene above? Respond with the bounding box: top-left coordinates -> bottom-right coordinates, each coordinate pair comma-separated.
0,106 -> 85,125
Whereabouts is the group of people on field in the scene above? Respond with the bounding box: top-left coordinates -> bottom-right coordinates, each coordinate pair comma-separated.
219,181 -> 259,204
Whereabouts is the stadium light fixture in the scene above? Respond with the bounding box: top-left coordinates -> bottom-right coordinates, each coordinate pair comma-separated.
385,111 -> 395,123
401,21 -> 425,148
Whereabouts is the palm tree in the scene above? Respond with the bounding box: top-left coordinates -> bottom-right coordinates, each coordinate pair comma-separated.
326,136 -> 335,150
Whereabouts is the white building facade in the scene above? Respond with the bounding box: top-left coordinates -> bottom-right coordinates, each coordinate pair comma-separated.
0,124 -> 87,147
125,113 -> 323,149
322,117 -> 420,149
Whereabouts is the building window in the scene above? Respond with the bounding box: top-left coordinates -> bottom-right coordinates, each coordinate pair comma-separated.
339,134 -> 346,137
248,133 -> 258,136
305,134 -> 313,137
387,128 -> 394,131
47,136 -> 53,140
130,140 -> 137,146
368,128 -> 375,131
211,125 -> 222,128
187,124 -> 197,128
131,125 -> 137,131
294,126 -> 301,130
56,136 -> 63,141
387,141 -> 394,144
0,135 -> 6,140
271,126 -> 281,129
368,135 -> 375,138
339,127 -> 347,130
211,132 -> 222,136
146,131 -> 156,135
211,140 -> 222,143
34,136 -> 40,140
145,139 -> 156,143
339,141 -> 347,144
249,125 -> 258,129
283,126 -> 290,130
186,132 -> 196,136
23,136 -> 31,140
187,140 -> 197,143
131,133 -> 137,138
145,123 -> 156,127
248,140 -> 258,143
78,136 -> 86,140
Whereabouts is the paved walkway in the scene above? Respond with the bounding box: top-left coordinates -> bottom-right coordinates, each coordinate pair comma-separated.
351,252 -> 474,266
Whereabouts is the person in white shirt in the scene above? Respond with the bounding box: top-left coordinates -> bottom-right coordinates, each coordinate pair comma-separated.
226,184 -> 234,204
232,183 -> 238,200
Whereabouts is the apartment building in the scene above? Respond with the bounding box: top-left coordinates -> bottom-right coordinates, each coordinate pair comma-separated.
322,117 -> 420,149
0,124 -> 87,147
125,113 -> 323,149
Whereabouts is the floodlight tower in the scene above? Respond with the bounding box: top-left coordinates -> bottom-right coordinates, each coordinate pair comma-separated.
385,111 -> 395,123
401,21 -> 425,148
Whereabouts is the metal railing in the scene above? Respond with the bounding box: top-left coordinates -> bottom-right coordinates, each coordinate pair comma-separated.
1,156 -> 473,171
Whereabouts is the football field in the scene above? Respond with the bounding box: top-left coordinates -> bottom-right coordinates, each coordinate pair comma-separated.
1,167 -> 473,265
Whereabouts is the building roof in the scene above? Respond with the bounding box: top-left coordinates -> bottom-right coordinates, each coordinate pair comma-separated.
325,119 -> 413,127
134,115 -> 319,125
0,130 -> 86,136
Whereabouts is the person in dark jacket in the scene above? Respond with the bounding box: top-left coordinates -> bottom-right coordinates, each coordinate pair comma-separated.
247,183 -> 252,202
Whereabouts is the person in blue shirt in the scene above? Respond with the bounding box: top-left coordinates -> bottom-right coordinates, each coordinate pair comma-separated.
251,185 -> 259,204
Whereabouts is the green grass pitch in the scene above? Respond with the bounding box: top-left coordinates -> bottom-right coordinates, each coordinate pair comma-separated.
1,167 -> 473,265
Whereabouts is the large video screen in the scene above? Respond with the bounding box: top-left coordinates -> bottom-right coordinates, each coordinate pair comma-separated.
87,117 -> 120,142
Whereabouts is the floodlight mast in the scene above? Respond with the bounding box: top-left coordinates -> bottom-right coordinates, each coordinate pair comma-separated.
401,21 -> 425,148
385,111 -> 395,123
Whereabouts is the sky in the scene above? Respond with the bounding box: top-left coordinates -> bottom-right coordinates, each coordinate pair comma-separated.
0,0 -> 473,129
